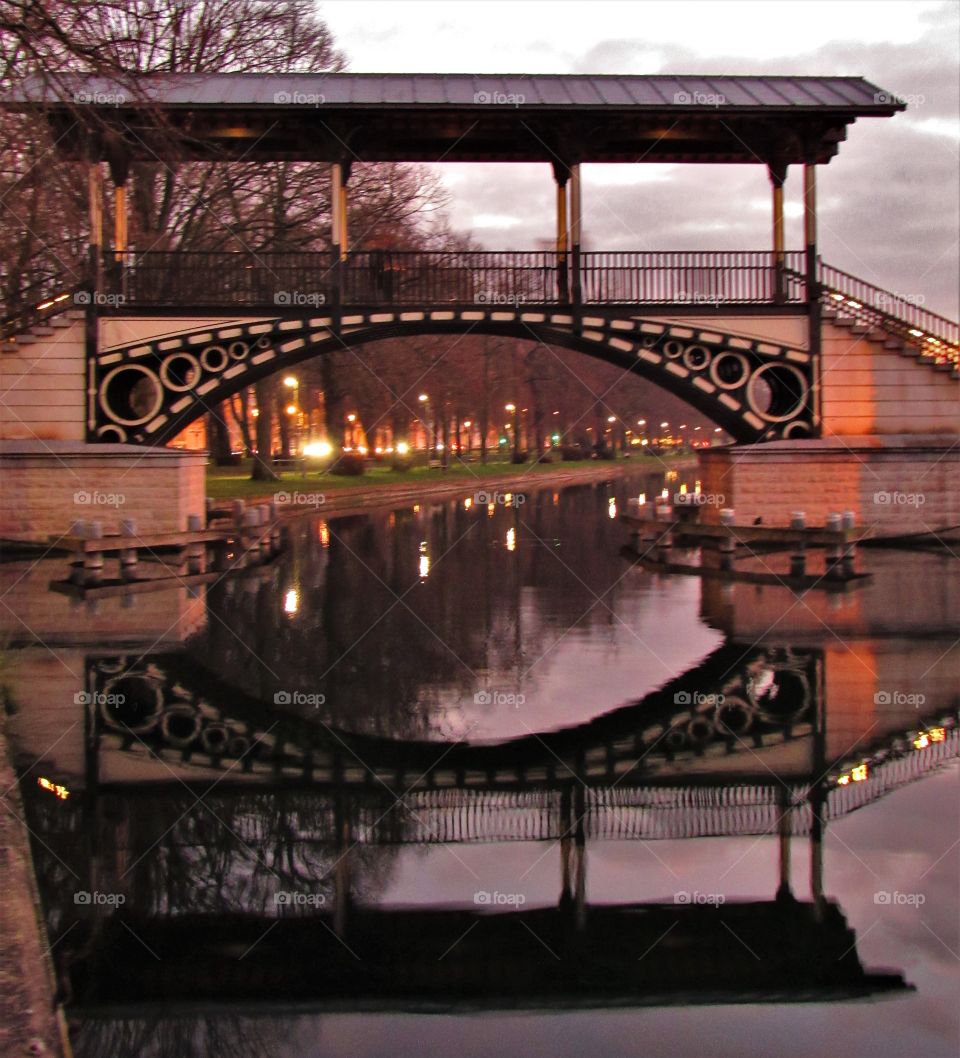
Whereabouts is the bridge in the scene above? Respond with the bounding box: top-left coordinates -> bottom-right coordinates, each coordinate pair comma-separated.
0,73 -> 957,539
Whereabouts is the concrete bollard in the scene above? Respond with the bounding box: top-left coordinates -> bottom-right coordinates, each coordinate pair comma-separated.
841,510 -> 857,577
825,512 -> 843,578
83,520 -> 104,585
719,508 -> 736,571
120,518 -> 138,579
789,511 -> 807,578
186,513 -> 205,574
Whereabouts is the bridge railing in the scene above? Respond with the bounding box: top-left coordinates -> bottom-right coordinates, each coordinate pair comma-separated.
100,249 -> 809,309
581,250 -> 806,305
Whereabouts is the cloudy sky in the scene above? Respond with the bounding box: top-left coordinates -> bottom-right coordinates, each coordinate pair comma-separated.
321,0 -> 960,317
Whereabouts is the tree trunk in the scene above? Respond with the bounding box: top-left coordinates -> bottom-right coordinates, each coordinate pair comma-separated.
207,402 -> 232,465
251,378 -> 278,481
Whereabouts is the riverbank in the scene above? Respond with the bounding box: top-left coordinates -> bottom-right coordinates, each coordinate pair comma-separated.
207,454 -> 698,515
0,722 -> 70,1058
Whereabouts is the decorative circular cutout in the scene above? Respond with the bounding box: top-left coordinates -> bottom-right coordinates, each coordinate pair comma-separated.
101,675 -> 163,733
99,365 -> 163,427
709,351 -> 750,391
96,424 -> 127,442
664,726 -> 687,751
746,363 -> 809,424
200,724 -> 230,755
199,344 -> 229,373
715,696 -> 755,736
782,420 -> 812,439
663,339 -> 685,360
686,715 -> 715,746
640,335 -> 660,349
159,352 -> 201,392
255,335 -> 272,350
228,341 -> 249,361
160,706 -> 202,748
682,344 -> 711,371
749,667 -> 810,724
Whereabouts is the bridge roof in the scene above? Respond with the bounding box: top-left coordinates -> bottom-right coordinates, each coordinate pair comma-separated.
9,72 -> 904,166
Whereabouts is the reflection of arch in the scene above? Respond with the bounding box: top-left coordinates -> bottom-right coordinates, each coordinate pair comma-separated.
93,311 -> 815,445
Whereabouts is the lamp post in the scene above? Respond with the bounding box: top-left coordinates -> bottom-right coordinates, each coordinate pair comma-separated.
505,402 -> 519,462
418,393 -> 432,458
283,376 -> 299,454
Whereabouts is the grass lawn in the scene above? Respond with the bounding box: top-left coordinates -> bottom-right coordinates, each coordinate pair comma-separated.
206,453 -> 687,502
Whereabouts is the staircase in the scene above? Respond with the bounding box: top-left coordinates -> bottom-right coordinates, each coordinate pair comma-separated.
816,262 -> 959,380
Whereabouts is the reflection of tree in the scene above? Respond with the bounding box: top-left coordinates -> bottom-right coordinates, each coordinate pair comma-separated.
74,1015 -> 297,1058
198,476 -> 655,742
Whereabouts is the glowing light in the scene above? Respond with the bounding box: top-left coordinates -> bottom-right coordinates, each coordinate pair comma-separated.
487,502 -> 495,517
913,732 -> 930,750
286,404 -> 297,415
347,413 -> 356,422
283,376 -> 297,387
694,480 -> 702,495
714,427 -> 722,433
283,589 -> 299,614
851,763 -> 869,782
831,292 -> 844,301
638,492 -> 646,505
837,774 -> 850,786
505,403 -> 516,412
418,393 -> 429,402
375,446 -> 383,455
357,445 -> 368,455
38,776 -> 69,800
463,420 -> 472,428
252,408 -> 260,417
413,504 -> 420,513
929,727 -> 946,742
608,498 -> 617,519
660,421 -> 669,428
915,727 -> 946,749
909,328 -> 924,338
303,440 -> 333,458
505,527 -> 516,551
419,554 -> 430,578
396,441 -> 410,455
847,300 -> 862,309
319,523 -> 329,546
436,442 -> 444,451
503,493 -> 513,505
679,483 -> 687,495
343,445 -> 353,452
607,415 -> 616,423
661,488 -> 669,500
641,438 -> 649,446
464,497 -> 473,510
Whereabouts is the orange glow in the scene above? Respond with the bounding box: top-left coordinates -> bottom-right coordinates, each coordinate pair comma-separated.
38,776 -> 69,800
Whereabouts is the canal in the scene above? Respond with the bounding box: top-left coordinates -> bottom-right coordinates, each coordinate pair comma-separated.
3,466 -> 957,1058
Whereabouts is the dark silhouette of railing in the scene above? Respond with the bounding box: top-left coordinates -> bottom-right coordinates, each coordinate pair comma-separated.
100,249 -> 809,309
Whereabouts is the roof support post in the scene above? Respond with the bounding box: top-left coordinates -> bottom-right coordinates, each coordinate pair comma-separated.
569,162 -> 582,311
769,163 -> 788,305
804,161 -> 822,432
330,162 -> 344,318
552,162 -> 570,303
